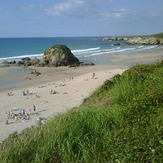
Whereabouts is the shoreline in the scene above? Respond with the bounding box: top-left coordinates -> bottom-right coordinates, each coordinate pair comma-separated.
0,48 -> 163,142
0,46 -> 163,93
0,64 -> 126,93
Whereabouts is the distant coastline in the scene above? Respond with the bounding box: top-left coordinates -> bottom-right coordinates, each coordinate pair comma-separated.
0,36 -> 161,65
99,32 -> 163,45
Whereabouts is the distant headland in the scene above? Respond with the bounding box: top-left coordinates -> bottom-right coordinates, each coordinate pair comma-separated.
99,33 -> 163,45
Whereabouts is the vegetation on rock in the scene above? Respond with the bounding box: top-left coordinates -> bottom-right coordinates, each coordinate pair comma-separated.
43,44 -> 80,67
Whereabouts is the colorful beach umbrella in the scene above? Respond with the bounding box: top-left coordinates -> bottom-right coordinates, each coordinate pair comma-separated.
11,108 -> 22,111
25,109 -> 31,111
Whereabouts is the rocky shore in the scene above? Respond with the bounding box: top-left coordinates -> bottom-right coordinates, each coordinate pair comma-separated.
100,33 -> 163,45
2,44 -> 94,68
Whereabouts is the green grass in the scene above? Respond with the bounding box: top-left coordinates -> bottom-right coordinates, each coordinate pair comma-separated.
0,61 -> 163,162
144,32 -> 163,38
116,32 -> 163,39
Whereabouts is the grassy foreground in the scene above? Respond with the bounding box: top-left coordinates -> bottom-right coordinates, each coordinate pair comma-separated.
0,61 -> 163,162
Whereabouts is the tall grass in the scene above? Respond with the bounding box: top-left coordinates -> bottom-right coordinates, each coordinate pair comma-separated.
0,61 -> 163,162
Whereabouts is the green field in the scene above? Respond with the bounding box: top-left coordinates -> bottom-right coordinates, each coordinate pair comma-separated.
0,61 -> 163,163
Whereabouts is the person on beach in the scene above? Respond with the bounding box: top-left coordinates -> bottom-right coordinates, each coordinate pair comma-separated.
92,73 -> 95,79
26,89 -> 29,95
53,90 -> 58,94
33,105 -> 36,111
22,109 -> 25,115
6,118 -> 9,125
35,95 -> 40,98
22,90 -> 26,96
50,89 -> 53,94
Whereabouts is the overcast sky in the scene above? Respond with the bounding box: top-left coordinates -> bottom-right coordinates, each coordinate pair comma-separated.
0,0 -> 163,37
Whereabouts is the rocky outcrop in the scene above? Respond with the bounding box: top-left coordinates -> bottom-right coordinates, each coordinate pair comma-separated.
42,45 -> 80,67
31,57 -> 40,65
80,62 -> 95,66
1,45 -> 95,68
100,36 -> 163,45
114,43 -> 121,46
125,37 -> 163,45
100,37 -> 128,41
16,58 -> 40,67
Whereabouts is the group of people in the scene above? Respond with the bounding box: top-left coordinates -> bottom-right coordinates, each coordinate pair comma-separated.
50,89 -> 58,94
7,92 -> 13,96
22,89 -> 34,96
5,110 -> 30,124
5,105 -> 36,125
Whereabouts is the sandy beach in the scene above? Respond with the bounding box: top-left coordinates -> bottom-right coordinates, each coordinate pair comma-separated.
0,48 -> 163,142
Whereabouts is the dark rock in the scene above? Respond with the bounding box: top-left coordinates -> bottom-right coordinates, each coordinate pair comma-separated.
17,61 -> 24,66
43,45 -> 80,67
2,60 -> 16,64
114,43 -> 121,46
21,57 -> 31,61
24,61 -> 32,67
1,64 -> 10,67
31,58 -> 40,65
2,61 -> 10,64
30,70 -> 41,76
11,60 -> 16,64
80,62 -> 95,66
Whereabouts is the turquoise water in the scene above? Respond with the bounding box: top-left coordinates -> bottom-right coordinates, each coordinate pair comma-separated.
0,37 -> 158,65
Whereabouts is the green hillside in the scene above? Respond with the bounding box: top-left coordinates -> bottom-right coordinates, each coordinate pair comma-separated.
114,32 -> 163,39
0,61 -> 163,163
145,32 -> 163,38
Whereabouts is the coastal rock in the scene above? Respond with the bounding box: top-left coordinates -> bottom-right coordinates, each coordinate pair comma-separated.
101,37 -> 127,41
31,57 -> 40,65
125,37 -> 163,45
43,45 -> 80,67
99,33 -> 163,45
114,43 -> 121,46
21,57 -> 31,61
2,60 -> 16,64
80,62 -> 95,66
30,70 -> 41,76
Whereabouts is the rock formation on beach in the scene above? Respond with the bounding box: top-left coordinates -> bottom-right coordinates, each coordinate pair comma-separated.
42,45 -> 80,67
125,37 -> 163,45
1,45 -> 95,68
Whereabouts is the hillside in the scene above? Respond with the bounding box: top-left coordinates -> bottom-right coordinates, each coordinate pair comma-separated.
0,61 -> 163,162
101,33 -> 163,45
144,32 -> 163,38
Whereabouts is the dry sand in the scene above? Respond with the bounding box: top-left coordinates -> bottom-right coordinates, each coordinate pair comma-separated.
0,65 -> 126,141
0,48 -> 162,142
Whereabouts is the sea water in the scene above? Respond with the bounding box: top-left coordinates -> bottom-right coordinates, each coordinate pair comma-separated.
0,37 -> 158,65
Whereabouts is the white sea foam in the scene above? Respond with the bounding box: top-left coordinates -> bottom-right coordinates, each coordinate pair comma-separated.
82,47 -> 137,57
72,47 -> 100,53
141,45 -> 158,50
135,45 -> 158,52
138,45 -> 144,48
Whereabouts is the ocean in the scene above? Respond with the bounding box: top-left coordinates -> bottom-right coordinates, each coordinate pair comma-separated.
0,37 -> 158,65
